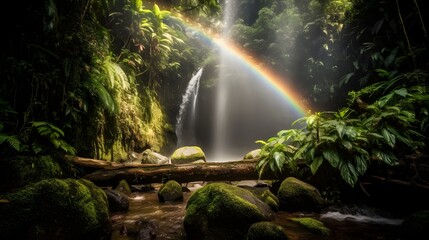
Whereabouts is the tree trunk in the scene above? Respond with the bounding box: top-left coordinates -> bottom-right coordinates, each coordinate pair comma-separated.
81,160 -> 288,186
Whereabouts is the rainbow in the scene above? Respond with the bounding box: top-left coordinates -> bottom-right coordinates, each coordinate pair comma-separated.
172,16 -> 310,117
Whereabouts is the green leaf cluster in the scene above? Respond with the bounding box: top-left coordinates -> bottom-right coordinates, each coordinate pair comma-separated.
257,70 -> 428,187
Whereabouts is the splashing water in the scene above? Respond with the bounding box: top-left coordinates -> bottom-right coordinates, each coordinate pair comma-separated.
176,68 -> 204,147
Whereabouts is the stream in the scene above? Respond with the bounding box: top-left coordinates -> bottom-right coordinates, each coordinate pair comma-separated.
110,181 -> 405,240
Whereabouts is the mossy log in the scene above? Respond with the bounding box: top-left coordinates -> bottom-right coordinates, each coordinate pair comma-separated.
81,159 -> 289,186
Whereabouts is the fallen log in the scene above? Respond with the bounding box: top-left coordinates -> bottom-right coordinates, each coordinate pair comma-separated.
64,155 -> 123,169
83,160 -> 289,186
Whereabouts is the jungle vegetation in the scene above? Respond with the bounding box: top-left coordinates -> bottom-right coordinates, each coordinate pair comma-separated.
0,0 -> 428,189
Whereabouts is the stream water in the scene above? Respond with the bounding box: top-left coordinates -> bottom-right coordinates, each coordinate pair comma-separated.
110,181 -> 406,240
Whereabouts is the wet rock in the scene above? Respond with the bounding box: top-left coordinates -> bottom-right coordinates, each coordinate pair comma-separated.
247,221 -> 288,240
277,177 -> 324,212
104,188 -> 129,212
170,146 -> 206,164
0,178 -> 111,240
184,182 -> 274,240
158,180 -> 183,202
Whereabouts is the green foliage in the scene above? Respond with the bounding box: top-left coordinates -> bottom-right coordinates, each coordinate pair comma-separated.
32,121 -> 76,155
257,69 -> 428,187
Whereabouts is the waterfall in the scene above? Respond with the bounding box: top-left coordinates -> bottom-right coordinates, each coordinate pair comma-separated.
212,0 -> 239,161
176,68 -> 203,147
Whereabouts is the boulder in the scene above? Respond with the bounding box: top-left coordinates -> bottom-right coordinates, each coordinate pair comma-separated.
104,188 -> 129,212
157,180 -> 183,202
277,177 -> 324,212
244,149 -> 261,160
246,221 -> 288,240
141,149 -> 170,164
170,146 -> 206,164
239,185 -> 279,212
0,178 -> 111,240
0,155 -> 67,192
115,179 -> 132,195
127,149 -> 170,164
289,217 -> 330,236
184,182 -> 274,240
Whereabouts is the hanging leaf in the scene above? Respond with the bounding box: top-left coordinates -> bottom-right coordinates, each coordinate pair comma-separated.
310,156 -> 324,175
381,128 -> 395,148
323,149 -> 340,167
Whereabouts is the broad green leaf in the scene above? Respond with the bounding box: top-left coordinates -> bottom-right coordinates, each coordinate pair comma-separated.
294,142 -> 310,159
339,161 -> 359,186
310,156 -> 324,175
377,93 -> 393,108
341,140 -> 353,150
394,88 -> 407,97
355,155 -> 368,175
323,149 -> 339,167
273,152 -> 286,172
336,123 -> 345,138
372,149 -> 398,165
381,128 -> 395,147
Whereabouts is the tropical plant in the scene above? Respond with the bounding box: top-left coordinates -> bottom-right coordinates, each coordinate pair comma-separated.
257,67 -> 428,187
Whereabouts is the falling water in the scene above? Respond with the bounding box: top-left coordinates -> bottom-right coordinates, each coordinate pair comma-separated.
210,1 -> 301,161
175,68 -> 203,147
212,0 -> 239,161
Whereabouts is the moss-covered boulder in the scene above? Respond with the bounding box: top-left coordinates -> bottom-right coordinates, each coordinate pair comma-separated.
277,177 -> 324,212
184,182 -> 274,240
402,210 -> 429,238
0,155 -> 69,192
170,146 -> 206,164
290,217 -> 330,236
158,180 -> 183,202
240,185 -> 279,211
0,178 -> 111,240
246,221 -> 288,240
244,149 -> 261,160
115,179 -> 132,195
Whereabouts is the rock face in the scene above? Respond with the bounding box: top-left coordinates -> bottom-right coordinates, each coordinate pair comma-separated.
277,177 -> 324,212
0,178 -> 111,240
184,182 -> 274,240
170,146 -> 206,164
246,221 -> 288,240
157,180 -> 183,202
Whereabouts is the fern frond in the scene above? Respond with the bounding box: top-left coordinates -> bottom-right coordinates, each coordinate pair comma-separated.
0,134 -> 21,151
84,80 -> 117,113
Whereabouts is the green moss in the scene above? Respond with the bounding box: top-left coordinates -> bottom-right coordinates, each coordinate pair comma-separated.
277,177 -> 324,212
247,221 -> 288,240
290,217 -> 330,236
115,179 -> 132,195
0,155 -> 67,192
184,183 -> 274,240
0,178 -> 111,239
240,186 -> 279,211
171,146 -> 206,164
158,180 -> 183,202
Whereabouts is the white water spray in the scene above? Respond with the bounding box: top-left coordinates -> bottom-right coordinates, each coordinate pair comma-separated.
176,68 -> 203,147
